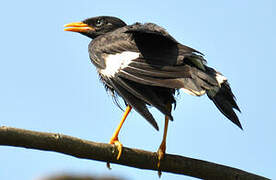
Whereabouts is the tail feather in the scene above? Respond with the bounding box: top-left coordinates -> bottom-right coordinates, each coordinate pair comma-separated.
207,81 -> 242,129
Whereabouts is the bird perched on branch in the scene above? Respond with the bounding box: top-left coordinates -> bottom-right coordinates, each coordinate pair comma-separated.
64,16 -> 241,170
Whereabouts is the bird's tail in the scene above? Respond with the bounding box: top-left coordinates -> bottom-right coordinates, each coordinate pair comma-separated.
206,74 -> 242,129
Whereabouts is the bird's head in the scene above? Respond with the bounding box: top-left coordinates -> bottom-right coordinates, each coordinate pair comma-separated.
64,16 -> 127,39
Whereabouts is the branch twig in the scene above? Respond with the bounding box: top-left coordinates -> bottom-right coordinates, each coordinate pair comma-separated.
0,126 -> 269,180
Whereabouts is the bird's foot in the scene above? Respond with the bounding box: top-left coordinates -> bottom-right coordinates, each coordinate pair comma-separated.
157,141 -> 166,177
106,136 -> 123,170
109,136 -> 123,160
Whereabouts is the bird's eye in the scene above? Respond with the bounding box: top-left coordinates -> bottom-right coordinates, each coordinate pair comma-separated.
95,19 -> 104,27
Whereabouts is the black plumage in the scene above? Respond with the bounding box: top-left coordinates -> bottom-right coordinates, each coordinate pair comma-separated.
64,16 -> 242,130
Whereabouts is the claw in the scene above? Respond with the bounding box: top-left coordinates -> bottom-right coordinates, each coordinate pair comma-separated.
157,141 -> 166,177
157,143 -> 166,168
157,134 -> 166,178
109,137 -> 123,160
106,137 -> 123,169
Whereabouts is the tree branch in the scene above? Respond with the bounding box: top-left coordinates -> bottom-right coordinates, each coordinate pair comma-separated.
0,126 -> 269,180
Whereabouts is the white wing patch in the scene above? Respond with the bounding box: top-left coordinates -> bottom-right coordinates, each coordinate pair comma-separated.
181,88 -> 206,96
216,72 -> 227,85
99,51 -> 140,77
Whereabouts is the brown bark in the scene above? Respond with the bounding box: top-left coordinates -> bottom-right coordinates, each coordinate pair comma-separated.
0,126 -> 269,180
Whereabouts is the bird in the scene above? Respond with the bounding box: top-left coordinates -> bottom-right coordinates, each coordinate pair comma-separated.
64,16 -> 241,169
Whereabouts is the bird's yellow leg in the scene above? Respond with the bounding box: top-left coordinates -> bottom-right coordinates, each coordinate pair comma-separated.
157,115 -> 169,168
157,104 -> 172,176
109,105 -> 132,160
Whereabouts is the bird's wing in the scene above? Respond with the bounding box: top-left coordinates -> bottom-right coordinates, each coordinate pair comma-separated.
97,23 -> 221,129
114,23 -> 218,93
125,23 -> 203,55
124,24 -> 241,129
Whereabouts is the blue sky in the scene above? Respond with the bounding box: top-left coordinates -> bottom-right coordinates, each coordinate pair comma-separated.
0,1 -> 275,179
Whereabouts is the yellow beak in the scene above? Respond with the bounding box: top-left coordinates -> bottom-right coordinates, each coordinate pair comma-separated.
64,22 -> 95,32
